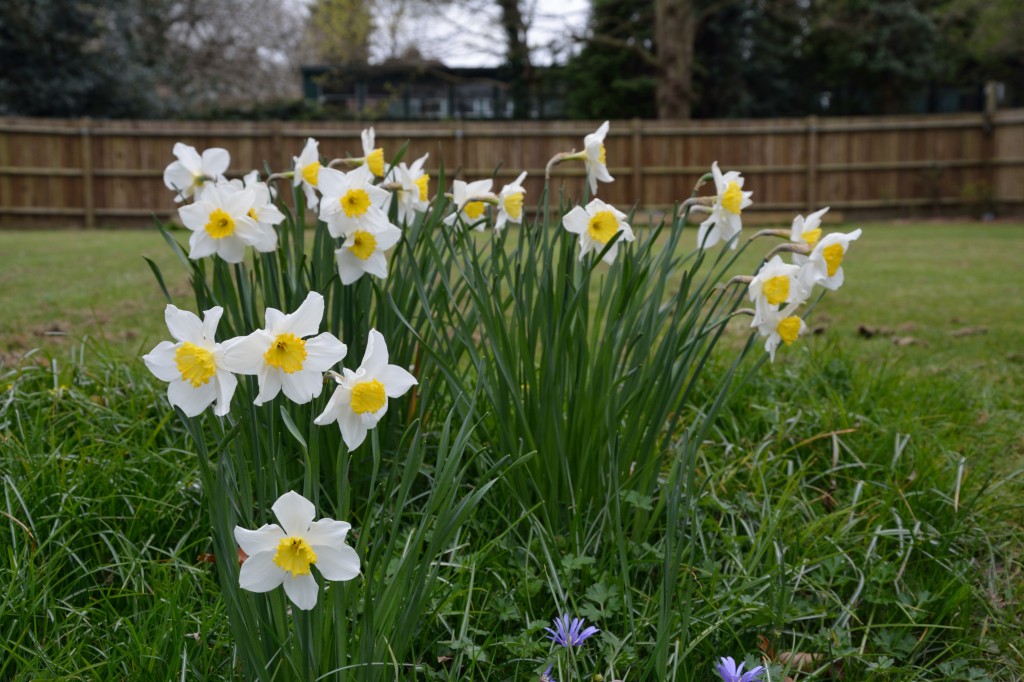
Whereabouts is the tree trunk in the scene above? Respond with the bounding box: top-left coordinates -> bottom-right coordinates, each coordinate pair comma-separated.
497,0 -> 532,118
654,0 -> 696,119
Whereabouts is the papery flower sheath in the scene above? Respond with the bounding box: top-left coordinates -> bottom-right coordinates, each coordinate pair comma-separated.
314,329 -> 417,450
693,161 -> 753,249
495,171 -> 527,232
234,490 -> 360,610
220,292 -> 347,405
562,197 -> 635,264
163,142 -> 229,202
583,121 -> 614,196
178,182 -> 275,263
143,305 -> 237,417
293,137 -> 322,210
545,614 -> 599,647
715,656 -> 765,682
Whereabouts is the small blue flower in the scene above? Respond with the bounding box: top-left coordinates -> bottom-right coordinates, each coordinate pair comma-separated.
540,663 -> 557,682
715,656 -> 765,682
545,614 -> 600,647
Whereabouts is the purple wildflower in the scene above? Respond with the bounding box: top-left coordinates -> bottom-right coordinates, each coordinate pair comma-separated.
545,614 -> 600,647
715,656 -> 765,682
540,663 -> 557,682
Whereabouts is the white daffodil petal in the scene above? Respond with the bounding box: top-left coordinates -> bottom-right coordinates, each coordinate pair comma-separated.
201,307 -> 224,340
305,518 -> 351,547
361,330 -> 389,376
283,573 -> 319,610
285,292 -> 326,338
281,368 -> 325,404
220,332 -> 270,374
234,524 -> 285,556
314,544 -> 361,581
303,333 -> 347,372
339,409 -> 368,450
313,389 -> 345,426
562,206 -> 589,235
201,148 -> 230,178
238,552 -> 285,592
216,236 -> 246,264
164,306 -> 203,343
272,491 -> 317,537
213,371 -> 238,417
143,341 -> 183,382
380,365 -> 417,397
254,367 -> 283,405
168,379 -> 217,417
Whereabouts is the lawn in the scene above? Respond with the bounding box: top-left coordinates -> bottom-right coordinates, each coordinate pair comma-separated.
1,220 -> 1022,680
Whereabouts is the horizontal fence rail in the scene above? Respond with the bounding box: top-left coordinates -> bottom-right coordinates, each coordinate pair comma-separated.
0,111 -> 1022,228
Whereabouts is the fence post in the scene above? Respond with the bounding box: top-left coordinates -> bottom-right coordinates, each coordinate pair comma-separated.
805,115 -> 818,213
80,117 -> 95,228
631,118 -> 642,205
983,81 -> 998,217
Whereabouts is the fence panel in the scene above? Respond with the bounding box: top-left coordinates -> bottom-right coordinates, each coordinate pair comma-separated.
0,112 -> 1021,229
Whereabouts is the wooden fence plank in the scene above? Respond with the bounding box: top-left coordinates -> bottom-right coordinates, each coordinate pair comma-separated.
1,112 -> 1022,228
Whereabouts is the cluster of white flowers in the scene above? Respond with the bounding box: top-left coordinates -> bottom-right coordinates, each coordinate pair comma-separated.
744,206 -> 862,360
144,292 -> 416,450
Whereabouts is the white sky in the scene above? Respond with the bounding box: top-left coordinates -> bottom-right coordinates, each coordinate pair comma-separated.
366,0 -> 592,67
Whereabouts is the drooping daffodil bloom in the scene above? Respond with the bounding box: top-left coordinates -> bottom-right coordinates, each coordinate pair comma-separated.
178,182 -> 276,263
143,305 -> 237,417
752,300 -> 806,362
335,220 -> 403,284
234,490 -> 360,611
360,127 -> 385,178
444,178 -> 496,230
392,153 -> 430,225
798,228 -> 862,291
583,121 -> 614,196
790,206 -> 830,248
562,197 -> 635,264
293,137 -> 322,210
693,161 -> 753,249
495,171 -> 527,232
163,142 -> 229,203
317,165 -> 395,239
221,292 -> 347,405
748,255 -> 806,316
314,329 -> 418,450
715,656 -> 765,682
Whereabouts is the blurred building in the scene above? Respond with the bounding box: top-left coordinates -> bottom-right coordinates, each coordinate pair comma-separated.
300,63 -> 566,120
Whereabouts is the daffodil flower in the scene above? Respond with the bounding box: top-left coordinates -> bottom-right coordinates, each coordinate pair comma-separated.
752,300 -> 806,362
317,165 -> 395,239
562,198 -> 635,264
495,171 -> 527,232
790,206 -> 830,248
178,183 -> 275,263
293,137 -> 322,210
334,220 -> 403,284
234,491 -> 360,611
748,255 -> 806,316
360,127 -> 386,178
220,292 -> 347,405
798,228 -> 862,291
314,329 -> 418,450
444,179 -> 496,230
692,162 -> 753,249
229,170 -> 285,250
143,305 -> 237,417
583,121 -> 614,196
392,153 -> 430,225
163,142 -> 230,203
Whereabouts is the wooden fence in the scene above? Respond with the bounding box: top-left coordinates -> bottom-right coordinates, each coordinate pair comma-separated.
1,111 -> 1022,229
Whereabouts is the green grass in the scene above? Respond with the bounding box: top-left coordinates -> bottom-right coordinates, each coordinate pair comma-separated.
1,221 -> 1023,680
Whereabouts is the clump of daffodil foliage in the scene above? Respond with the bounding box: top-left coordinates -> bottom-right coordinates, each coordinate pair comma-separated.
147,124 -> 877,681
